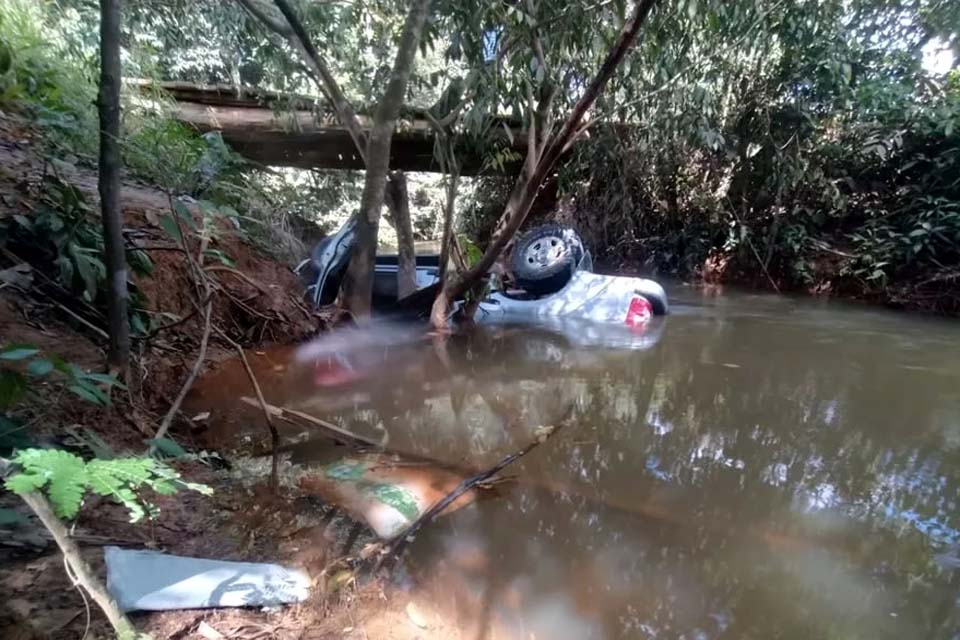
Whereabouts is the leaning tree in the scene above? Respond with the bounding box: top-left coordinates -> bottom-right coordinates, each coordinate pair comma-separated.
236,0 -> 662,323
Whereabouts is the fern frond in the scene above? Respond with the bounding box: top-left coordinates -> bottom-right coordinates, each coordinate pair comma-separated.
10,449 -> 87,518
6,449 -> 212,523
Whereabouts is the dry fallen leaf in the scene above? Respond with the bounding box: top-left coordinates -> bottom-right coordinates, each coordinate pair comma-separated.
0,263 -> 33,288
328,569 -> 355,593
196,621 -> 225,640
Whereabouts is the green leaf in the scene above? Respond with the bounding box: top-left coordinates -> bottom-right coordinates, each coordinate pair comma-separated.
172,200 -> 198,230
145,437 -> 187,458
70,248 -> 99,302
26,359 -> 54,376
127,249 -> 154,276
203,249 -> 235,267
67,383 -> 108,406
151,479 -> 179,495
118,488 -> 145,522
5,472 -> 47,494
456,235 -> 483,267
49,355 -> 71,375
1,346 -> 40,361
10,449 -> 87,519
0,369 -> 27,409
87,458 -> 154,494
87,457 -> 156,522
158,214 -> 184,246
80,372 -> 124,387
130,312 -> 147,336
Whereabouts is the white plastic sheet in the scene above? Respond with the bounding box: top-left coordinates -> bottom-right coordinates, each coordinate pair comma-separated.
104,546 -> 311,611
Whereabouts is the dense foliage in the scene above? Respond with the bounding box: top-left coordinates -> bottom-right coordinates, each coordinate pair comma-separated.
555,0 -> 960,310
2,0 -> 959,312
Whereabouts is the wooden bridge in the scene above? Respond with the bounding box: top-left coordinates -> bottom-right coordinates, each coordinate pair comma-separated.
135,80 -> 525,175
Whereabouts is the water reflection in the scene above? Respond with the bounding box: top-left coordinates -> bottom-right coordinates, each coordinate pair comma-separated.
189,287 -> 960,638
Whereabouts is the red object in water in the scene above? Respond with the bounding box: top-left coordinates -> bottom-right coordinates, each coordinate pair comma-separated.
313,359 -> 363,387
625,296 -> 653,328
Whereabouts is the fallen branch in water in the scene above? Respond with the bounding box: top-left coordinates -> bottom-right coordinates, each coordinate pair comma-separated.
239,397 -> 381,450
219,336 -> 280,493
377,419 -> 567,569
152,296 -> 212,448
153,192 -> 215,450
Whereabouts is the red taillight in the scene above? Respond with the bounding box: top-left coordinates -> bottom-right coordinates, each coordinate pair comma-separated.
625,296 -> 652,328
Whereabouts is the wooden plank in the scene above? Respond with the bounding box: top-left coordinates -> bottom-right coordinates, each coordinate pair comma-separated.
131,79 -> 526,174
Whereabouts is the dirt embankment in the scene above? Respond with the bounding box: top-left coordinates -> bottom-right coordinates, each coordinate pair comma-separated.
0,111 -> 364,638
0,109 -> 491,640
0,109 -> 319,416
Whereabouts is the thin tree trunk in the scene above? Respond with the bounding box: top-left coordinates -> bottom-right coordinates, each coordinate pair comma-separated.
240,0 -> 430,317
433,133 -> 460,282
385,171 -> 417,298
257,0 -> 369,160
20,490 -> 138,638
429,169 -> 460,328
341,0 -> 432,318
431,0 -> 660,328
98,0 -> 129,372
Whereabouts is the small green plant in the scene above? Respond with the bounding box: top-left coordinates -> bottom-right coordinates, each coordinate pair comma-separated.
2,445 -> 210,639
0,344 -> 124,409
4,448 -> 211,522
847,197 -> 960,288
1,344 -> 124,455
0,0 -> 98,155
158,197 -> 242,267
0,172 -> 156,333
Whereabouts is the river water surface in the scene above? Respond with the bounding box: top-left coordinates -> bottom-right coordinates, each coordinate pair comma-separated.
192,285 -> 960,639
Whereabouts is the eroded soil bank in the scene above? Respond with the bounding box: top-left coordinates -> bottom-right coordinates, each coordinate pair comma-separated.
0,111 -> 407,639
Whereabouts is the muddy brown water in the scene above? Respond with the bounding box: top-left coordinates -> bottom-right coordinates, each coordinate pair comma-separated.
189,285 -> 960,639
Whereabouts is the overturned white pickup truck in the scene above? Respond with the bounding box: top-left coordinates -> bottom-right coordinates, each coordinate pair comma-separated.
296,220 -> 668,327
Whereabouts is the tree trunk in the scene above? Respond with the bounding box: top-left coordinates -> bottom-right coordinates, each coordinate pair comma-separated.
98,0 -> 129,372
430,0 -> 660,328
240,0 -> 432,317
385,171 -> 417,299
265,0 -> 369,160
20,490 -> 138,638
341,0 -> 432,318
430,167 -> 460,328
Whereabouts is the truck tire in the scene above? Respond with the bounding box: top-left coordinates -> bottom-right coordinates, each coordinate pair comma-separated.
510,224 -> 585,296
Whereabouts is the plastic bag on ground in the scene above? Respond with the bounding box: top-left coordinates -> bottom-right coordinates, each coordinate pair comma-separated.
104,546 -> 311,612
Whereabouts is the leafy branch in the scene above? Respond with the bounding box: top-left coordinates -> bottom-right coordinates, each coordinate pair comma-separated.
4,447 -> 212,522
